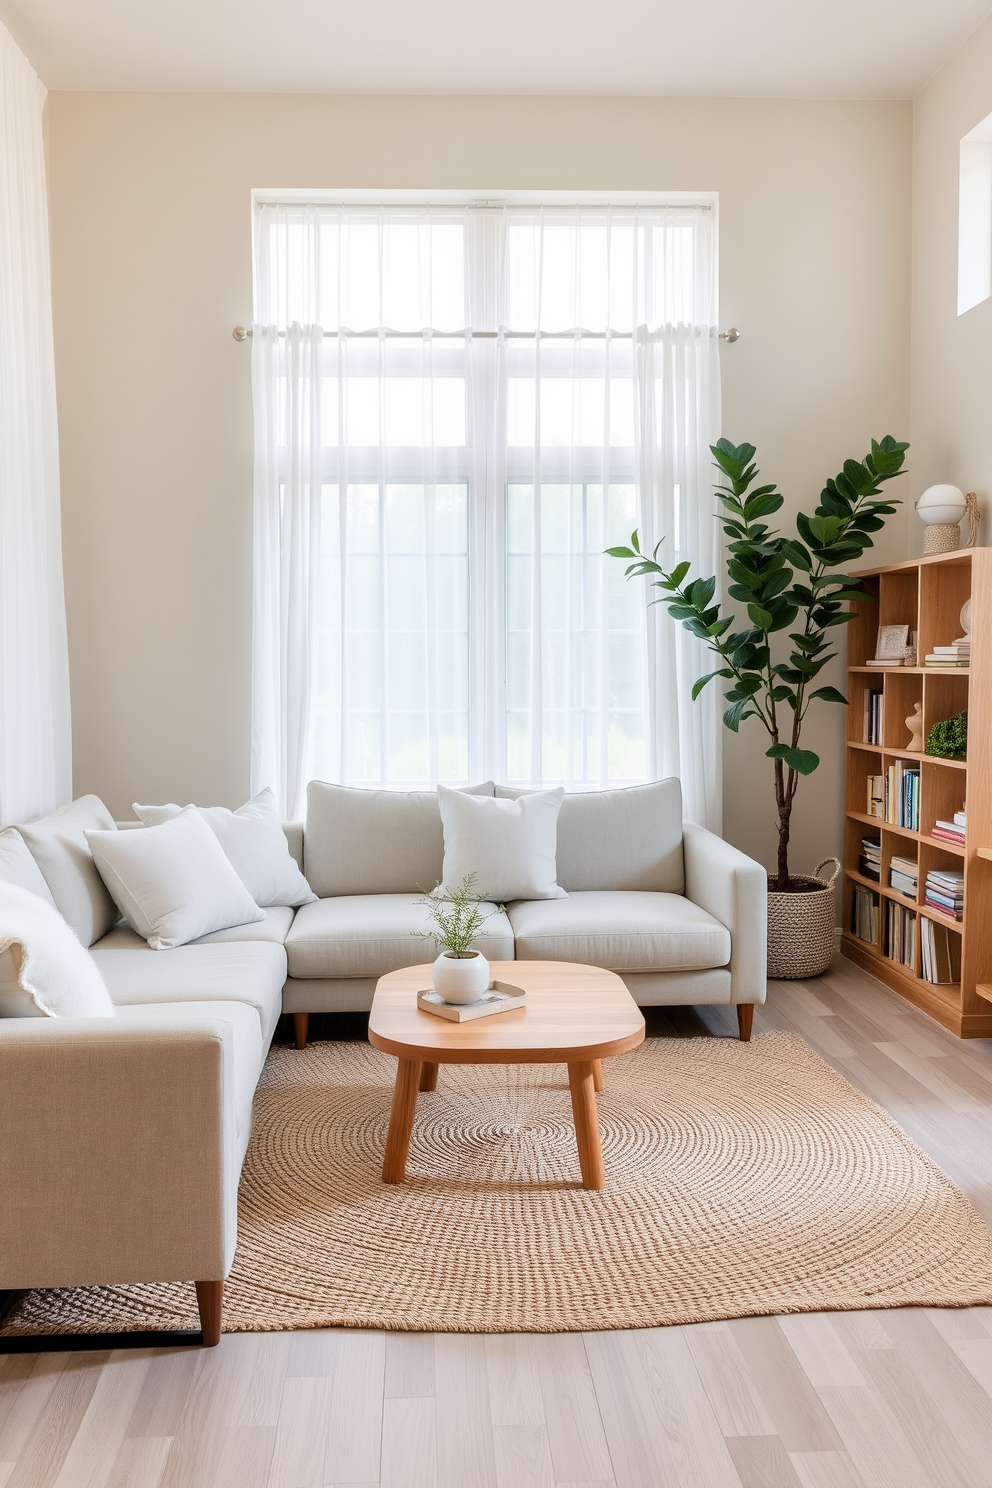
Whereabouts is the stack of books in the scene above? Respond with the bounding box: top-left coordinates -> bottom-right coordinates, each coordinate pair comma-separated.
920,918 -> 962,984
924,638 -> 970,667
889,855 -> 918,898
887,901 -> 916,969
931,809 -> 966,847
884,760 -> 920,830
925,869 -> 964,921
859,838 -> 881,880
866,774 -> 884,817
862,688 -> 883,744
852,883 -> 880,944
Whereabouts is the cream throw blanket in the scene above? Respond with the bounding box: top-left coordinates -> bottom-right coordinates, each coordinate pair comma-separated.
0,882 -> 114,1018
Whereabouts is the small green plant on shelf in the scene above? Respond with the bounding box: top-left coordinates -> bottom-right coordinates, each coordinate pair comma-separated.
413,873 -> 502,956
926,709 -> 967,760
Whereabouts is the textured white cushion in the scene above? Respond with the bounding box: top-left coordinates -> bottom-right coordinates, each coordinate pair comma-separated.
16,795 -> 119,947
285,893 -> 514,979
0,827 -> 58,908
133,789 -> 316,909
495,779 -> 685,892
96,904 -> 295,949
0,883 -> 115,1018
438,785 -> 566,901
86,808 -> 266,950
507,890 -> 731,972
304,781 -> 495,897
90,939 -> 287,1048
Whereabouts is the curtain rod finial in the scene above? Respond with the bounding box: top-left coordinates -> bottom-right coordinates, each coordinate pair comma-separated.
233,325 -> 251,342
719,327 -> 740,343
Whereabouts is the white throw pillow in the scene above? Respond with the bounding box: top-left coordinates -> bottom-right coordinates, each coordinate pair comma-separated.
133,788 -> 316,908
0,883 -> 115,1018
437,784 -> 567,901
86,808 -> 266,950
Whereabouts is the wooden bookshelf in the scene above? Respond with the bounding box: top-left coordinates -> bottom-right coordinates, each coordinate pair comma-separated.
841,548 -> 992,1038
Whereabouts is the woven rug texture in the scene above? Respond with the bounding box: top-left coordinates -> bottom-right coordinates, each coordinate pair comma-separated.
5,1031 -> 992,1336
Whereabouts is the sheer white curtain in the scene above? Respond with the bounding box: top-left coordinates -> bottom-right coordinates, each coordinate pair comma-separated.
252,200 -> 720,826
0,24 -> 72,824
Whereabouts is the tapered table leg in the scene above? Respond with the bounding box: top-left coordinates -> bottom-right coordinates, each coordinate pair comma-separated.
383,1058 -> 422,1182
419,1061 -> 439,1092
592,1058 -> 605,1092
567,1060 -> 605,1189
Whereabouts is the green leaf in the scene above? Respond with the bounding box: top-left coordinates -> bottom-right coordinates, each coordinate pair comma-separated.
766,745 -> 820,775
605,546 -> 636,558
747,603 -> 774,630
809,685 -> 848,704
691,669 -> 733,700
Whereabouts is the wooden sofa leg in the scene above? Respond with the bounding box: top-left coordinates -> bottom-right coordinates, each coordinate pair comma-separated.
293,1012 -> 309,1050
195,1280 -> 223,1347
736,1004 -> 754,1042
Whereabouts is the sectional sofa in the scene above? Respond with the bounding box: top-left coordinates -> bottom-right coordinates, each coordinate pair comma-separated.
0,778 -> 766,1343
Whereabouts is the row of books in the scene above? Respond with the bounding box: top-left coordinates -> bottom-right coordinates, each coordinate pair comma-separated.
866,774 -> 885,818
862,688 -> 883,745
889,854 -> 918,898
851,884 -> 880,944
883,761 -> 920,829
931,809 -> 966,847
924,868 -> 964,921
920,917 -> 962,984
887,901 -> 916,970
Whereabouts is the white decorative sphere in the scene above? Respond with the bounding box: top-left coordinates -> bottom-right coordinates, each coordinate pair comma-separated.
916,484 -> 967,526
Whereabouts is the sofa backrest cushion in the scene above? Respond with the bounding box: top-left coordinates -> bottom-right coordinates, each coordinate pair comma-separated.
17,795 -> 120,946
496,778 -> 684,893
0,828 -> 58,908
305,781 -> 495,897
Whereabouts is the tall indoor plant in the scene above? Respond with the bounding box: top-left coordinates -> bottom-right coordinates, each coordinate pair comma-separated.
608,436 -> 908,974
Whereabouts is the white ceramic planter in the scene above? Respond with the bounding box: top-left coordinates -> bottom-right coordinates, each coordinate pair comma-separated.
432,950 -> 490,1004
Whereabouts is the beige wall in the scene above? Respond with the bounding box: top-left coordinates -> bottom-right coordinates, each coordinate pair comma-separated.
47,93 -> 912,875
912,14 -> 992,554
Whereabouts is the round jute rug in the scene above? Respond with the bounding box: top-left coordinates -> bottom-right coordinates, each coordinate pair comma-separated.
5,1031 -> 992,1336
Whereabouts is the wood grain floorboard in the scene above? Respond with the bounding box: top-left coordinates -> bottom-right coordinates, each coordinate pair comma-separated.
3,966 -> 992,1487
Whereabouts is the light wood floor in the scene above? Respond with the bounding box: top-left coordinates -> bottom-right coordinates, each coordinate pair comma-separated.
3,956 -> 992,1488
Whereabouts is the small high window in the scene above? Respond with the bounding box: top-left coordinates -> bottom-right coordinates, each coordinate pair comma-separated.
958,110 -> 992,315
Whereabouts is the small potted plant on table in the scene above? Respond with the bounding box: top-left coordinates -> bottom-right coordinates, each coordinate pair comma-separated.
415,873 -> 501,1004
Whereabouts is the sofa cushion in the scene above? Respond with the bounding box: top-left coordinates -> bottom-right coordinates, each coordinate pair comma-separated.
17,795 -> 119,947
134,789 -> 316,909
438,785 -> 567,901
507,890 -> 730,973
0,828 -> 58,907
95,905 -> 296,949
90,941 -> 287,1047
86,809 -> 266,949
305,781 -> 495,898
498,779 -> 684,893
0,883 -> 115,1019
114,999 -> 263,1137
286,893 -> 514,979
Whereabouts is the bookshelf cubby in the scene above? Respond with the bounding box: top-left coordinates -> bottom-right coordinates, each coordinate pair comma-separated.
841,548 -> 992,1037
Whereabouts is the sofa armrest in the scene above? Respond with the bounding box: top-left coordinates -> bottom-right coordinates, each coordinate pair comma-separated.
682,822 -> 767,1006
0,1015 -> 239,1291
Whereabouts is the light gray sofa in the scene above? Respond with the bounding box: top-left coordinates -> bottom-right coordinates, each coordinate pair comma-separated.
0,779 -> 765,1345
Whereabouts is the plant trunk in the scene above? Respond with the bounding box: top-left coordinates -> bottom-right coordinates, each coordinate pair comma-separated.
772,758 -> 793,891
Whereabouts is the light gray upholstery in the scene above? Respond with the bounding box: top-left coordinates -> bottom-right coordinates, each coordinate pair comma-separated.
0,827 -> 58,906
304,780 -> 494,897
620,969 -> 734,1005
95,906 -> 295,949
683,822 -> 767,1006
497,778 -> 685,893
116,999 -> 264,1146
16,794 -> 119,946
286,893 -> 514,980
507,890 -> 730,972
90,940 -> 287,1047
281,975 -> 379,1013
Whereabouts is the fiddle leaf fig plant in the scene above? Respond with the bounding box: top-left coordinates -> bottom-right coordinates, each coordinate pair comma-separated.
608,435 -> 909,891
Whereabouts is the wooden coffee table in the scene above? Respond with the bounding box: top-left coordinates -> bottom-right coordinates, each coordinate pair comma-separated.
368,960 -> 645,1190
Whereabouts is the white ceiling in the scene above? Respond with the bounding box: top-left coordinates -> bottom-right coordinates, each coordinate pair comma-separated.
3,0 -> 992,98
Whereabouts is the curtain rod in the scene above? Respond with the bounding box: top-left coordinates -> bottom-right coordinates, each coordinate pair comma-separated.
232,325 -> 740,343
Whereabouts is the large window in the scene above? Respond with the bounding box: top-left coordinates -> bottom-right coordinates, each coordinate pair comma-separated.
251,198 -> 721,823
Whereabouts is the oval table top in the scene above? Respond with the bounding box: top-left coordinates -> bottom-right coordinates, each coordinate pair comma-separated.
368,960 -> 646,1065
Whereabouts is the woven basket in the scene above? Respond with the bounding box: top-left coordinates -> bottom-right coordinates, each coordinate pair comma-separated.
766,858 -> 841,979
